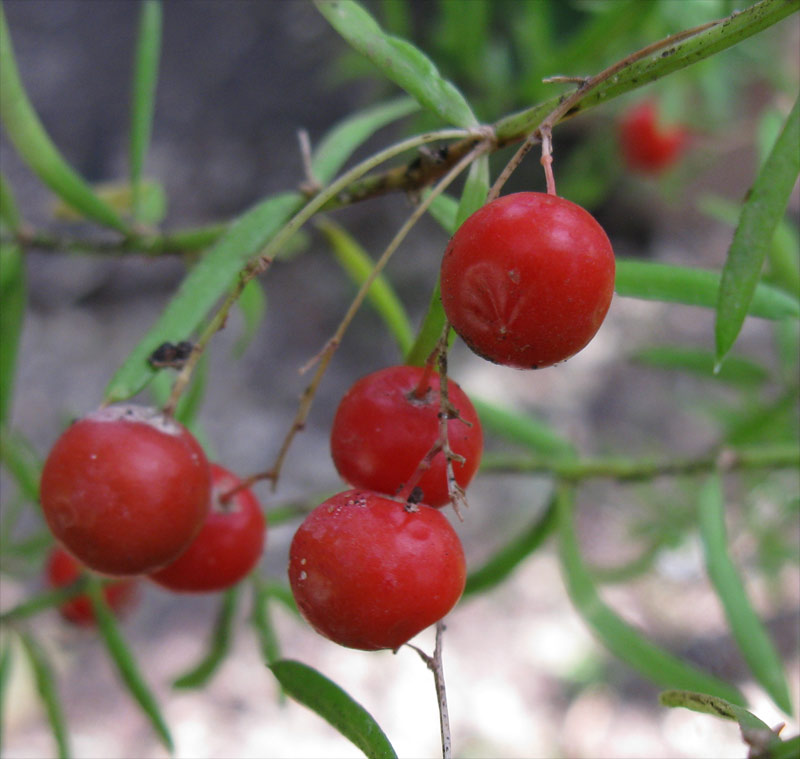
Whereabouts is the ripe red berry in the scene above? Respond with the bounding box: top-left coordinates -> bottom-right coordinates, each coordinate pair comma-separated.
330,365 -> 483,507
288,489 -> 466,651
40,405 -> 211,576
619,100 -> 688,174
45,546 -> 139,626
440,192 -> 615,369
149,463 -> 266,592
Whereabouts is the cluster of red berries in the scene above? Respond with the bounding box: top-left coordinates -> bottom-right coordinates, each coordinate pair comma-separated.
40,405 -> 265,625
40,185 -> 616,644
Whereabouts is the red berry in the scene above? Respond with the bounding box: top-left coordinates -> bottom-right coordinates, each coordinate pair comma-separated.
440,192 -> 615,369
45,546 -> 139,626
149,463 -> 266,592
40,405 -> 211,576
330,365 -> 483,507
619,100 -> 688,174
288,489 -> 466,651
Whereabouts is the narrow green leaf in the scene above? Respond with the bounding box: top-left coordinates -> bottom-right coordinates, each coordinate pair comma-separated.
318,217 -> 414,356
53,180 -> 167,226
233,278 -> 267,357
698,474 -> 792,715
772,736 -> 800,759
464,494 -> 558,596
269,659 -> 397,759
0,242 -> 26,427
0,637 -> 14,754
633,346 -> 769,387
128,0 -> 162,220
659,689 -> 770,729
0,172 -> 21,231
311,97 -> 419,184
104,192 -> 302,402
251,580 -> 282,666
0,6 -> 127,232
615,260 -> 800,320
0,427 -> 41,502
404,160 -> 487,366
315,0 -> 478,128
472,397 -> 575,457
556,484 -> 745,704
87,581 -> 173,753
716,96 -> 800,365
18,632 -> 71,759
172,587 -> 240,689
0,580 -> 90,625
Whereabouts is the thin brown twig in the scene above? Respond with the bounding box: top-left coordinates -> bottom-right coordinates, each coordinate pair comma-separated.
258,139 -> 493,491
408,621 -> 451,759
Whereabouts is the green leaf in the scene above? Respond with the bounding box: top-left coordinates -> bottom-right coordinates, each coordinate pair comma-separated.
0,427 -> 41,502
615,260 -> 799,320
0,172 -> 21,231
716,95 -> 800,366
659,689 -> 770,729
472,397 -> 575,457
0,243 -> 26,427
698,474 -> 793,715
251,580 -> 282,666
128,0 -> 162,221
233,278 -> 267,357
0,580 -> 90,625
311,97 -> 419,184
0,636 -> 13,753
317,217 -> 414,356
18,632 -> 71,759
172,587 -> 240,689
0,6 -> 127,233
315,0 -> 478,128
104,192 -> 302,402
772,736 -> 800,759
464,494 -> 558,596
87,582 -> 173,753
53,180 -> 167,226
269,659 -> 397,759
633,346 -> 769,387
556,484 -> 745,704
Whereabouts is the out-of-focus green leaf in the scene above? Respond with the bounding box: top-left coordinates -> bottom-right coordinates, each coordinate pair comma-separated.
318,217 -> 414,356
311,97 -> 419,184
472,397 -> 575,457
0,243 -> 26,427
633,346 -> 769,387
716,95 -> 800,366
0,427 -> 41,502
464,494 -> 558,596
771,736 -> 800,759
128,0 -> 162,220
0,7 -> 127,233
53,180 -> 167,226
556,484 -> 745,704
615,260 -> 799,320
0,581 -> 89,625
18,632 -> 71,759
251,580 -> 282,666
269,659 -> 397,759
0,172 -> 21,231
425,192 -> 459,235
698,474 -> 792,715
173,587 -> 240,689
315,0 -> 478,128
104,192 -> 302,402
233,279 -> 267,357
87,582 -> 173,753
0,637 -> 12,752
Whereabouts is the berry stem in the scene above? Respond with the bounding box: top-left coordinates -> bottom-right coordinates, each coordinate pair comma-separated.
539,126 -> 557,196
409,622 -> 452,759
411,353 -> 436,400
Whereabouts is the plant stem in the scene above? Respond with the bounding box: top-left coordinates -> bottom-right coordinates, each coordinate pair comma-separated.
408,621 -> 452,759
479,443 -> 800,482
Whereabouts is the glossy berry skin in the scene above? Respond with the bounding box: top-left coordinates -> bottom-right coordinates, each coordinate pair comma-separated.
46,546 -> 139,626
330,365 -> 482,507
40,405 -> 211,576
440,192 -> 615,369
619,101 -> 688,174
149,463 -> 266,592
288,489 -> 466,651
